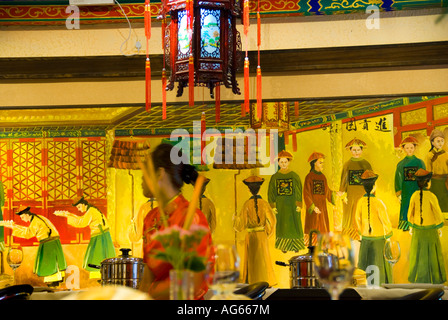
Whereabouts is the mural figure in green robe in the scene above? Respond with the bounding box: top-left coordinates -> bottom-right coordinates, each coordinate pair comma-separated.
395,136 -> 426,231
268,150 -> 304,253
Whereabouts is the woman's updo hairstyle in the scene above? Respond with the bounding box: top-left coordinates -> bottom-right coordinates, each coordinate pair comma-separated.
151,143 -> 199,190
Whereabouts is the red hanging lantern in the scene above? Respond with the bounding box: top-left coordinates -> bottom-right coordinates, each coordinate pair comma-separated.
160,0 -> 242,112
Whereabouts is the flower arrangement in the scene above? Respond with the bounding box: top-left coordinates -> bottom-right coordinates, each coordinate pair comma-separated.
151,224 -> 209,271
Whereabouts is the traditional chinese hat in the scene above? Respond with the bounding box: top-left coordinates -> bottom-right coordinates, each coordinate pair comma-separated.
345,138 -> 367,149
360,170 -> 378,183
243,176 -> 264,196
243,175 -> 265,185
16,205 -> 31,215
308,152 -> 325,163
400,136 -> 419,147
414,168 -> 433,181
429,129 -> 445,142
277,150 -> 293,160
72,196 -> 88,207
193,177 -> 210,195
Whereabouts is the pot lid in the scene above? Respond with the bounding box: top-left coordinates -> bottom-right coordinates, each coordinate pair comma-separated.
102,248 -> 143,265
288,246 -> 316,263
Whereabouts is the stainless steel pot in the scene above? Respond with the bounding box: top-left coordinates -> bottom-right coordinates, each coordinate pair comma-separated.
88,248 -> 145,289
275,230 -> 322,289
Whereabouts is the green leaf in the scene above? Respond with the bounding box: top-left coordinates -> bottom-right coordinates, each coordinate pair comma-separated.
184,256 -> 206,272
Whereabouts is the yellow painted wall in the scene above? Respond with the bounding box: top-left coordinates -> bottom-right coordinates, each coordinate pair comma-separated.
3,111 -> 448,289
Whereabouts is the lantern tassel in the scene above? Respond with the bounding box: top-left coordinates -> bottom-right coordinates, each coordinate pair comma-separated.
256,66 -> 262,118
243,0 -> 250,36
145,58 -> 151,112
201,112 -> 206,165
144,0 -> 151,40
162,68 -> 167,119
215,84 -> 221,123
144,0 -> 151,113
162,18 -> 167,120
244,57 -> 250,113
189,54 -> 194,107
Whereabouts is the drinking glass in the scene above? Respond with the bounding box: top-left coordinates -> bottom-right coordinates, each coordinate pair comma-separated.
313,232 -> 355,300
205,243 -> 240,299
383,239 -> 401,284
7,245 -> 23,285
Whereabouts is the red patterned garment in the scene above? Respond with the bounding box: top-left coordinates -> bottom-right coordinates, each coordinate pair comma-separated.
143,194 -> 214,300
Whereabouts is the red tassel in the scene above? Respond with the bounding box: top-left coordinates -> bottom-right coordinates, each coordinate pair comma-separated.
201,112 -> 206,165
144,0 -> 151,40
244,57 -> 249,113
292,132 -> 297,152
215,84 -> 221,123
161,17 -> 167,120
257,12 -> 261,47
189,54 -> 194,107
144,0 -> 151,113
256,66 -> 262,118
162,68 -> 167,119
285,131 -> 289,145
145,58 -> 151,112
243,0 -> 250,36
294,101 -> 299,117
270,132 -> 275,165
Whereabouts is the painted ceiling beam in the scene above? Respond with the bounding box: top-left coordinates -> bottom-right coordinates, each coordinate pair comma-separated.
0,0 -> 447,26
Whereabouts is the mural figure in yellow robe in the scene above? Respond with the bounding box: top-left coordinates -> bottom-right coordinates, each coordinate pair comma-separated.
425,129 -> 448,215
54,197 -> 115,279
338,138 -> 372,240
355,170 -> 392,285
2,205 -> 67,285
234,176 -> 277,286
407,168 -> 446,284
195,178 -> 216,234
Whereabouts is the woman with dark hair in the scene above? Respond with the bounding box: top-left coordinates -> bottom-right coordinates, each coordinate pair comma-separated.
140,143 -> 213,300
355,170 -> 392,285
407,168 -> 446,284
303,152 -> 336,237
54,196 -> 115,278
338,138 -> 373,240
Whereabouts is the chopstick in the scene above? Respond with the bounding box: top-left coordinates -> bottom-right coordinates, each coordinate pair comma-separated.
137,155 -> 169,228
183,174 -> 205,230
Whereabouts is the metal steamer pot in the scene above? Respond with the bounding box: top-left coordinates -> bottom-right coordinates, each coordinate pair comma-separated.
88,248 -> 145,289
275,230 -> 322,289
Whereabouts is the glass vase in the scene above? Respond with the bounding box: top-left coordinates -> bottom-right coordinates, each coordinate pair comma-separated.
170,269 -> 194,300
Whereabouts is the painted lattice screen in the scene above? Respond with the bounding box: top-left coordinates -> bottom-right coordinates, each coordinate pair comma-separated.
0,136 -> 107,246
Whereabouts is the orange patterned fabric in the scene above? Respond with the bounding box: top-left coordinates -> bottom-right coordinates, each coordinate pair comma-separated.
142,194 -> 213,300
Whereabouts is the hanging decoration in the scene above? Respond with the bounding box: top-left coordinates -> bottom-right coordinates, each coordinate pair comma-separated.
243,0 -> 250,114
294,101 -> 299,117
144,0 -> 152,113
201,112 -> 206,165
256,0 -> 262,119
161,17 -> 167,119
250,102 -> 290,132
160,0 -> 242,121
